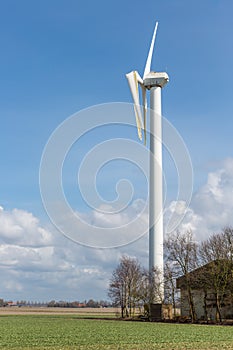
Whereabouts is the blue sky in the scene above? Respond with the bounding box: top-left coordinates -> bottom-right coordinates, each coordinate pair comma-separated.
1,0 -> 233,301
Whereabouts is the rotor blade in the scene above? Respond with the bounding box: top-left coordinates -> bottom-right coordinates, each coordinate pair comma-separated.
126,71 -> 143,140
143,22 -> 158,79
141,85 -> 147,145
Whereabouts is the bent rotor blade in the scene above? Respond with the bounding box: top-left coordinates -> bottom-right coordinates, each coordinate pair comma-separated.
143,22 -> 158,79
126,71 -> 143,140
141,85 -> 147,145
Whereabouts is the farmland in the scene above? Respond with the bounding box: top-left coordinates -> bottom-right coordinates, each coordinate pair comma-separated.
0,309 -> 233,349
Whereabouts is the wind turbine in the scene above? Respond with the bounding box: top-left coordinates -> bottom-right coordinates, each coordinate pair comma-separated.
126,22 -> 169,303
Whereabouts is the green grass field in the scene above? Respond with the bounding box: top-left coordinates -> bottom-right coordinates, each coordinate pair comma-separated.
1,314 -> 233,350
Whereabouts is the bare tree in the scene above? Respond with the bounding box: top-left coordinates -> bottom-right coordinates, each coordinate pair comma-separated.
223,227 -> 233,310
165,230 -> 198,322
223,226 -> 233,262
108,255 -> 142,318
139,266 -> 164,313
164,262 -> 179,316
199,230 -> 233,322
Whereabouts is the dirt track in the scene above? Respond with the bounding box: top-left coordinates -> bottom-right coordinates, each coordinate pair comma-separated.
0,306 -> 120,315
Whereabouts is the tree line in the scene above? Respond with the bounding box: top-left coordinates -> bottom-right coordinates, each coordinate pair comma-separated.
47,299 -> 111,308
108,227 -> 233,322
0,299 -> 112,308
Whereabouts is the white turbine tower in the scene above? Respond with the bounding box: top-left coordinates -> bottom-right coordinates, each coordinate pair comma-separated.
126,22 -> 169,305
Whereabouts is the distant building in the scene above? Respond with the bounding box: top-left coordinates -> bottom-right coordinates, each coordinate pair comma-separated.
176,260 -> 233,321
6,301 -> 17,307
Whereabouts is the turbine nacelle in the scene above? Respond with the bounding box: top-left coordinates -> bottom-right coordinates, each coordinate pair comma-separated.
143,72 -> 169,89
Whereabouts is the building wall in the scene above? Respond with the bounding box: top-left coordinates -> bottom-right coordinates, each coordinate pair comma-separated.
180,289 -> 233,320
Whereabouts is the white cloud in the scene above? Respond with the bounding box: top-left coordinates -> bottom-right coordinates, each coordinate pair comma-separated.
54,197 -> 149,248
0,204 -> 145,301
0,208 -> 52,246
3,279 -> 23,293
1,158 -> 233,301
165,158 -> 233,241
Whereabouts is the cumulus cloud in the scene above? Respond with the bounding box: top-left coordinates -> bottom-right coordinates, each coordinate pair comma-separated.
165,158 -> 233,241
0,208 -> 52,246
52,197 -> 149,248
1,158 -> 233,301
0,204 -> 146,301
